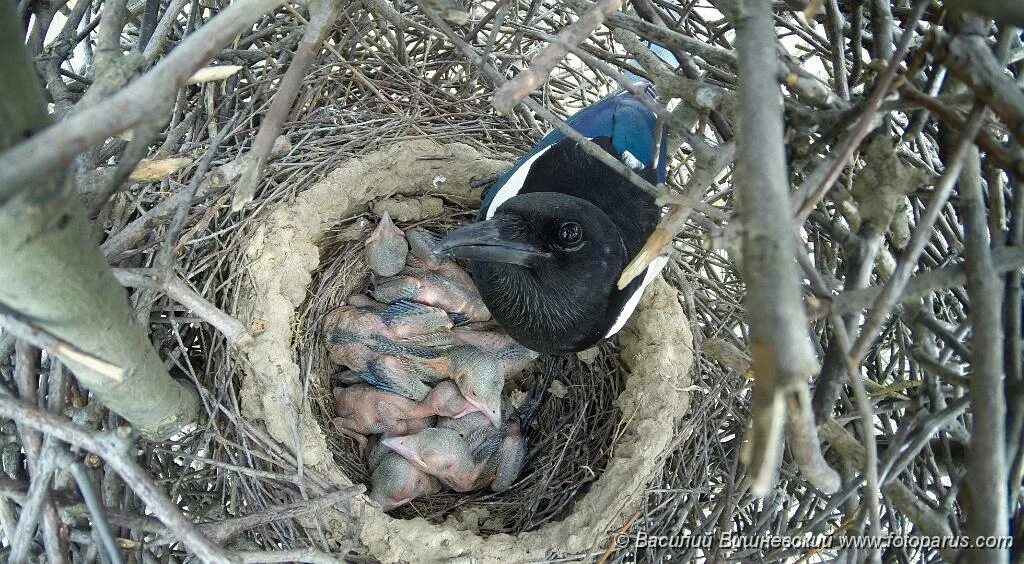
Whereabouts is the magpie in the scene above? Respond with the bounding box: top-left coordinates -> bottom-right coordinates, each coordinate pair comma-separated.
434,87 -> 669,354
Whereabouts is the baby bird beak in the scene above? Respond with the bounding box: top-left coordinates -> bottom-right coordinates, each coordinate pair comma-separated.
465,396 -> 501,428
434,219 -> 550,268
381,437 -> 427,470
451,404 -> 481,419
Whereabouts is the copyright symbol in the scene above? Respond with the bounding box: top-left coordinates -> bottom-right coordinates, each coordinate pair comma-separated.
614,532 -> 631,549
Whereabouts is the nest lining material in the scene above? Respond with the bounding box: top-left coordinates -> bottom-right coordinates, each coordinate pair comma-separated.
234,140 -> 694,561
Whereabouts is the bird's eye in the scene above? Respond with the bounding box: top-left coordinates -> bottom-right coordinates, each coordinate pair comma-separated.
557,222 -> 583,248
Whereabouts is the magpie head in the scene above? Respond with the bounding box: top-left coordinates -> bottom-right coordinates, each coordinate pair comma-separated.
434,192 -> 628,353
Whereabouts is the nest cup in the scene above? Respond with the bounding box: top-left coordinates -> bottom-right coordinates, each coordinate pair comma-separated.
234,140 -> 695,561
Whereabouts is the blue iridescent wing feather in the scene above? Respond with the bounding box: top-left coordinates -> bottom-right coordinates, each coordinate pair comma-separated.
479,84 -> 668,219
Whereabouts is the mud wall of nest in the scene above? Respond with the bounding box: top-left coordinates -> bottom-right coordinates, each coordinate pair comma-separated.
234,140 -> 694,561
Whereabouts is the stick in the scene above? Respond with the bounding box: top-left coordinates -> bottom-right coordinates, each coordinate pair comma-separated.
848,104 -> 987,363
960,123 -> 1009,560
818,245 -> 1024,318
793,0 -> 930,220
0,0 -> 288,206
0,396 -> 235,562
732,0 -> 823,496
819,419 -> 959,562
491,0 -> 623,114
69,461 -> 124,564
231,0 -> 342,211
112,269 -> 255,349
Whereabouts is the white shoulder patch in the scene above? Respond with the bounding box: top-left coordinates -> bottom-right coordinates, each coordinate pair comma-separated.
604,254 -> 669,338
485,145 -> 555,219
621,150 -> 644,170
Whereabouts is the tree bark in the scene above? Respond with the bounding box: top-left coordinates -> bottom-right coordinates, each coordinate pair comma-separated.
0,7 -> 198,438
731,0 -> 825,495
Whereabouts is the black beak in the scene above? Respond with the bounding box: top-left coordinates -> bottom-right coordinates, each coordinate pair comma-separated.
434,219 -> 550,268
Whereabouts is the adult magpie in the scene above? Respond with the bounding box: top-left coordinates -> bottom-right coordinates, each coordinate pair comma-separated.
434,87 -> 669,354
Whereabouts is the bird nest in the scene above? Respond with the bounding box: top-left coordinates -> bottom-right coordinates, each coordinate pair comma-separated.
10,1 -> 1008,562
232,139 -> 693,560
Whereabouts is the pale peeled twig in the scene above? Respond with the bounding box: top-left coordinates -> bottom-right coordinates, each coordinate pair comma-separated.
0,306 -> 126,383
185,65 -> 243,85
127,157 -> 192,182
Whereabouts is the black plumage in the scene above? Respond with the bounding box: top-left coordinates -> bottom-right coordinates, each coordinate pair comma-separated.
435,89 -> 667,354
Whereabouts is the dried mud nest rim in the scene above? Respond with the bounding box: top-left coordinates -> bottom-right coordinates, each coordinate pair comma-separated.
233,139 -> 695,561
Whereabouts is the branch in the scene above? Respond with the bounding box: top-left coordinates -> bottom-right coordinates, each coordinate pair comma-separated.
491,0 -> 623,114
0,0 -> 288,207
0,396 -> 235,563
112,269 -> 254,349
945,0 -> 1024,25
818,419 -> 959,562
231,1 -> 342,211
848,104 -> 987,363
69,460 -> 124,564
785,386 -> 841,493
815,246 -> 1024,318
0,304 -> 125,382
731,0 -> 823,496
960,124 -> 1009,552
793,0 -> 930,220
934,28 -> 1024,150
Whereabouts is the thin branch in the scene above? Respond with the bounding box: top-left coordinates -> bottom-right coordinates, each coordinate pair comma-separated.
0,303 -> 126,383
793,0 -> 930,220
816,245 -> 1024,318
848,104 -> 987,363
112,269 -> 255,349
731,0 -> 823,496
491,0 -> 623,114
960,124 -> 1009,554
69,461 -> 124,564
0,0 -> 288,206
231,1 -> 342,211
0,396 -> 235,563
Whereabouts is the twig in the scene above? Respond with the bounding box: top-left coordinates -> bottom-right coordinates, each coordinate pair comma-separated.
235,548 -> 344,564
7,441 -> 60,563
491,0 -> 623,114
934,27 -> 1024,151
793,0 -> 930,220
731,0 -> 822,496
848,104 -> 987,363
785,386 -> 840,493
823,0 -> 849,100
0,0 -> 288,206
818,419 -> 959,562
112,269 -> 255,349
416,1 -> 667,204
8,342 -> 64,562
88,119 -> 168,214
100,136 -> 291,258
0,303 -> 126,383
157,115 -> 237,269
816,245 -> 1024,318
142,0 -> 190,63
564,0 -> 738,68
960,126 -> 1009,552
69,461 -> 124,564
597,510 -> 639,564
232,1 -> 342,211
0,396 -> 235,563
